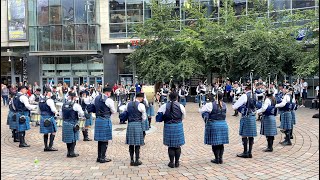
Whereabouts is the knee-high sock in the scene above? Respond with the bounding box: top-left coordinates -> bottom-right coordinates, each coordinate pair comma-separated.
168,147 -> 175,163
290,128 -> 293,139
101,142 -> 108,159
67,143 -> 72,155
97,141 -> 102,159
219,145 -> 224,160
49,134 -> 55,148
175,147 -> 181,163
285,130 -> 292,143
242,137 -> 248,153
129,145 -> 134,161
135,145 -> 140,161
248,137 -> 254,154
143,131 -> 146,139
44,134 -> 49,149
212,145 -> 219,160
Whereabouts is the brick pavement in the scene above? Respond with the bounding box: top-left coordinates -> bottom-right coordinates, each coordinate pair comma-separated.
1,103 -> 319,180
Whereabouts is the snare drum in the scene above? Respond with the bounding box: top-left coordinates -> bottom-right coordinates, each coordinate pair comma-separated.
79,117 -> 86,129
56,117 -> 63,127
30,111 -> 41,124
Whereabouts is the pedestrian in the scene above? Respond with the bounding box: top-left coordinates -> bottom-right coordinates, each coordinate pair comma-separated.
232,84 -> 257,158
257,90 -> 277,152
39,88 -> 59,151
121,93 -> 146,166
60,92 -> 84,157
300,78 -> 308,107
12,85 -> 37,147
156,92 -> 186,168
200,92 -> 229,164
93,87 -> 116,163
1,85 -> 9,106
7,98 -> 19,142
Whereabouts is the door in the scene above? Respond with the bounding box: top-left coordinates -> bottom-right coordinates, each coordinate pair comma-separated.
89,76 -> 103,88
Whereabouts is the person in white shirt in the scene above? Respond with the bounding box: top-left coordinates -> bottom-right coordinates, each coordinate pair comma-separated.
93,87 -> 116,163
178,86 -> 189,107
275,87 -> 294,146
231,82 -> 242,116
60,92 -> 85,158
300,78 -> 308,107
29,88 -> 42,105
160,84 -> 169,104
232,85 -> 257,158
80,91 -> 94,141
196,81 -> 207,108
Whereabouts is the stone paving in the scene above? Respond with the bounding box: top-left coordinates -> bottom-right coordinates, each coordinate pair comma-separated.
1,103 -> 319,180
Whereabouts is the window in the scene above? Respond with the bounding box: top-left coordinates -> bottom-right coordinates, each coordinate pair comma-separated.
75,0 -> 88,23
49,0 -> 62,24
38,26 -> 50,51
51,26 -> 62,51
38,0 -> 49,25
62,0 -> 74,24
41,57 -> 55,76
71,57 -> 88,76
293,0 -> 315,9
56,57 -> 71,76
233,0 -> 247,16
63,25 -> 75,50
75,25 -> 88,50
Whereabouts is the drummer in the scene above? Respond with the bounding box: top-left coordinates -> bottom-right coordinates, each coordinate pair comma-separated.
29,88 -> 42,126
51,86 -> 61,103
38,88 -> 59,151
80,89 -> 93,141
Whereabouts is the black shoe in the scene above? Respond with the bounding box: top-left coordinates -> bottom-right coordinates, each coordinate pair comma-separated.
219,158 -> 223,164
13,139 -> 20,142
280,129 -> 285,133
290,136 -> 293,139
84,138 -> 92,141
19,143 -> 30,148
168,162 -> 175,168
175,162 -> 180,167
248,154 -> 252,158
47,147 -> 58,151
44,148 -> 49,151
67,153 -> 79,158
264,148 -> 273,152
237,153 -> 249,158
100,158 -> 112,163
277,126 -> 281,128
130,160 -> 135,166
134,160 -> 142,166
282,141 -> 292,146
279,140 -> 287,144
211,159 -> 220,164
96,158 -> 100,162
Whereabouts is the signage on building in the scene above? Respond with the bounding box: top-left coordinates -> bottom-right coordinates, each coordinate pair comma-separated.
8,0 -> 27,41
130,40 -> 146,48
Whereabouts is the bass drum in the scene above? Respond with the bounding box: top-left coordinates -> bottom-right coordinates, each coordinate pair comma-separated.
142,85 -> 155,104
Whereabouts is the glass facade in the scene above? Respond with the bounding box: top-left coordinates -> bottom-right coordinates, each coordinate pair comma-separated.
28,0 -> 101,52
109,0 -> 318,38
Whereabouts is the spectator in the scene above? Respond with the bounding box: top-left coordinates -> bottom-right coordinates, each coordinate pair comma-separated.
33,82 -> 40,93
9,84 -> 17,98
1,85 -> 9,106
112,83 -> 118,101
27,85 -> 32,97
300,78 -> 308,107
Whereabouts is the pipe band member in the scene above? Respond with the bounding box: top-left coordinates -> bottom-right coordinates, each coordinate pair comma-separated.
121,93 -> 147,166
257,90 -> 278,152
160,84 -> 169,104
200,92 -> 229,164
156,92 -> 186,168
80,89 -> 93,141
93,87 -> 116,163
275,86 -> 294,146
178,86 -> 189,107
13,86 -> 37,148
289,87 -> 297,140
60,92 -> 84,157
7,98 -> 19,142
232,84 -> 257,158
39,88 -> 59,151
196,81 -> 207,107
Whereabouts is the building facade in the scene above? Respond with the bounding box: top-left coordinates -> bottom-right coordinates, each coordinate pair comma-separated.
1,0 -> 319,96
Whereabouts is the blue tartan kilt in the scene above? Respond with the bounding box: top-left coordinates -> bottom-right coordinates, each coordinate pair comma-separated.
142,119 -> 149,131
239,113 -> 257,137
85,113 -> 93,127
179,98 -> 187,107
163,122 -> 185,147
146,105 -> 155,116
8,110 -> 17,129
260,115 -> 277,136
204,120 -> 229,145
62,120 -> 79,143
291,111 -> 296,125
94,117 -> 112,141
16,111 -> 31,132
126,121 -> 144,145
280,111 -> 293,130
40,115 -> 58,134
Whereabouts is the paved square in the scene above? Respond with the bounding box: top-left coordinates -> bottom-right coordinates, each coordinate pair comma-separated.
1,103 -> 319,180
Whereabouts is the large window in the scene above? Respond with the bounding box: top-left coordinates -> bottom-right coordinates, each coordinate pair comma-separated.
29,0 -> 100,52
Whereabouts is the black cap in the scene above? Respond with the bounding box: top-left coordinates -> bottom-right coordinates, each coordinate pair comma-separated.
52,86 -> 57,89
103,87 -> 112,93
18,86 -> 28,91
136,93 -> 144,98
36,88 -> 41,92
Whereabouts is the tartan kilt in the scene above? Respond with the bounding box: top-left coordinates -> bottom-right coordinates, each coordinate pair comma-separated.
94,117 -> 112,141
142,119 -> 149,131
163,122 -> 185,147
291,111 -> 296,125
260,115 -> 277,136
85,113 -> 93,127
204,120 -> 229,145
239,113 -> 257,137
146,105 -> 155,116
126,121 -> 144,145
8,110 -> 17,129
280,111 -> 293,130
40,115 -> 58,134
16,111 -> 31,132
179,98 -> 187,107
62,121 -> 79,143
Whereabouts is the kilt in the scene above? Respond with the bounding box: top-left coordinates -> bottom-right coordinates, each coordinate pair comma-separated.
85,113 -> 93,127
8,110 -> 17,129
142,119 -> 149,131
126,121 -> 144,145
260,115 -> 277,136
40,115 -> 58,134
146,105 -> 155,117
16,111 -> 31,132
204,120 -> 229,145
280,111 -> 293,130
94,117 -> 112,141
62,120 -> 79,143
179,98 -> 187,107
163,122 -> 185,147
291,111 -> 296,125
239,113 -> 257,137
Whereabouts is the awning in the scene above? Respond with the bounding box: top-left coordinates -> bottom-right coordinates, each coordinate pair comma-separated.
28,50 -> 101,56
109,48 -> 135,54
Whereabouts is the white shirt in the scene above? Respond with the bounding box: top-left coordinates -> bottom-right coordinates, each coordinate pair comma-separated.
301,82 -> 308,92
315,86 -> 319,91
59,101 -> 85,118
29,93 -> 42,104
200,101 -> 226,114
122,100 -> 147,120
275,94 -> 292,108
257,98 -> 271,114
232,91 -> 251,110
196,85 -> 206,94
157,101 -> 186,120
161,88 -> 169,96
178,89 -> 188,98
16,92 -> 37,111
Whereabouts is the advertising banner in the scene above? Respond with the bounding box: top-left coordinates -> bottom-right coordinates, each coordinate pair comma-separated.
8,0 -> 27,41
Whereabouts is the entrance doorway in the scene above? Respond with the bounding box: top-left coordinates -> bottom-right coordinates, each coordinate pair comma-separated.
119,74 -> 133,86
89,76 -> 103,87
